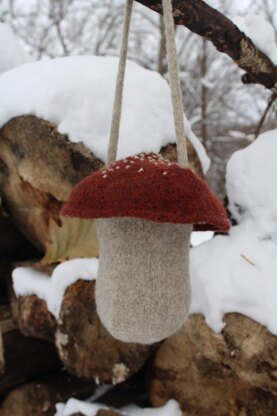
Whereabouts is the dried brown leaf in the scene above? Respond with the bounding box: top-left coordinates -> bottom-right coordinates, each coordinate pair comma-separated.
39,216 -> 99,265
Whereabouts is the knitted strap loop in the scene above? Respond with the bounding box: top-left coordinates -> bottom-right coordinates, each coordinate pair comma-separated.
107,0 -> 189,168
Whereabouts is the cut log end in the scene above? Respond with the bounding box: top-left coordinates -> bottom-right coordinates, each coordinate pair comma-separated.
0,115 -> 103,251
149,313 -> 277,415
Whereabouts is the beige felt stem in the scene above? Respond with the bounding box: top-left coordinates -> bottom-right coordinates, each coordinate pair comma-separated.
162,0 -> 188,168
96,218 -> 192,344
107,0 -> 134,164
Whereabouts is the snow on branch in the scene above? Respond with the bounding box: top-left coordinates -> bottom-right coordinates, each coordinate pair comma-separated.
135,0 -> 277,90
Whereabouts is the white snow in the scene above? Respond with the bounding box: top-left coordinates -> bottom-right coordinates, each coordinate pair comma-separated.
0,23 -> 30,74
234,15 -> 277,65
226,129 -> 277,230
55,399 -> 105,416
190,231 -> 214,247
0,55 -> 210,173
191,129 -> 277,335
55,399 -> 182,416
12,258 -> 98,319
12,267 -> 51,304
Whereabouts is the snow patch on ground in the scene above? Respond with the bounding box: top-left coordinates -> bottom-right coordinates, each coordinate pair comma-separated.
0,23 -> 30,74
190,129 -> 277,335
12,258 -> 98,319
55,399 -> 182,416
0,55 -> 210,173
234,15 -> 277,64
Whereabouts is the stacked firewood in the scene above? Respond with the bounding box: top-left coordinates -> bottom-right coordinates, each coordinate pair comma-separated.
0,116 -> 276,416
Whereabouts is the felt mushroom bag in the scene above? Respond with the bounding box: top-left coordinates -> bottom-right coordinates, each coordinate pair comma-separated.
61,0 -> 230,344
62,153 -> 229,343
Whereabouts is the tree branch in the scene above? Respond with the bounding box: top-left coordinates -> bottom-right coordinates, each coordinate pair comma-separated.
135,0 -> 277,90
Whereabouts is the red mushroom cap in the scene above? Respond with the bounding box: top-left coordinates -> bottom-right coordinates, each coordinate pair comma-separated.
61,153 -> 230,232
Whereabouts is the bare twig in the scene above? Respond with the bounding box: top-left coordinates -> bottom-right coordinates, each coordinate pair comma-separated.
254,93 -> 277,139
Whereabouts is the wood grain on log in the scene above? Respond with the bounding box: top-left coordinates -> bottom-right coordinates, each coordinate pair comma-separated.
149,313 -> 277,415
9,291 -> 57,343
0,116 -> 103,251
0,371 -> 95,416
8,262 -> 56,342
57,279 -> 156,384
135,0 -> 277,89
0,305 -> 61,397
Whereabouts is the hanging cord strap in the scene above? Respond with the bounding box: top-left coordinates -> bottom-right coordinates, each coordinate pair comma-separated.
107,0 -> 189,168
107,0 -> 134,164
162,0 -> 188,168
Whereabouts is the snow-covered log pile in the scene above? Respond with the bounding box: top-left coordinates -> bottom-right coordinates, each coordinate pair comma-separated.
0,54 -> 276,415
0,55 -> 206,415
0,56 -> 206,252
9,260 -> 155,384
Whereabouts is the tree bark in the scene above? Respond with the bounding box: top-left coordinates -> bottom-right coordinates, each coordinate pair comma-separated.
8,264 -> 57,342
56,279 -> 156,384
0,305 -> 61,397
135,0 -> 277,90
0,371 -> 95,416
96,411 -> 124,416
149,313 -> 277,415
0,116 -> 103,251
